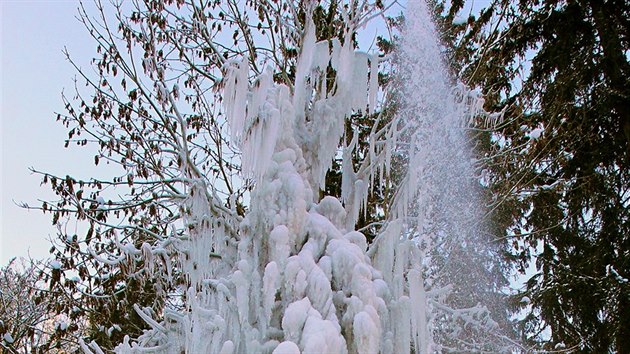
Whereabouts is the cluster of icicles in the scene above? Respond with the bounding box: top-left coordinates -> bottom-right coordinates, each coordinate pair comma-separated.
106,2 -> 505,354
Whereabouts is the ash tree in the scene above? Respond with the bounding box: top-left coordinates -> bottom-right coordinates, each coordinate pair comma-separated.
30,0 -> 518,353
440,0 -> 630,351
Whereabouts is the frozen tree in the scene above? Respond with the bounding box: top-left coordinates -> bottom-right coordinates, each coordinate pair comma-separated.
30,0 -> 519,352
0,258 -> 80,353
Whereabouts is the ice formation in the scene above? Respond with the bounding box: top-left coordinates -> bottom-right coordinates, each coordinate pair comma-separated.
109,1 -> 515,353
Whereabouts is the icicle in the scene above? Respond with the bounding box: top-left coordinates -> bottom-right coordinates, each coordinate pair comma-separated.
341,132 -> 358,203
384,121 -> 396,179
393,297 -> 411,354
346,179 -> 368,228
368,54 -> 379,113
409,268 -> 430,354
246,68 -> 273,124
368,131 -> 376,190
232,260 -> 251,325
241,102 -> 281,181
224,58 -> 250,142
329,38 -> 342,71
312,40 -> 331,72
371,220 -> 402,285
293,16 -> 317,124
335,29 -> 355,100
351,52 -> 369,112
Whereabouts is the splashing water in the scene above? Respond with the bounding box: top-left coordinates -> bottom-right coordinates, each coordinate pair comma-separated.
395,0 -> 480,238
393,1 -> 517,352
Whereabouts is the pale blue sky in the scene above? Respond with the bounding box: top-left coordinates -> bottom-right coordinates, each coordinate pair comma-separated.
1,0 -> 98,264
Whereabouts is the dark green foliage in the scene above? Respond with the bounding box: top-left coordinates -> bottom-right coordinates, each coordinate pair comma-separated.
445,0 -> 630,351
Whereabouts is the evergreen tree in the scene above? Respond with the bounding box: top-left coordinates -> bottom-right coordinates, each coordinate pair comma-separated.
445,0 -> 630,351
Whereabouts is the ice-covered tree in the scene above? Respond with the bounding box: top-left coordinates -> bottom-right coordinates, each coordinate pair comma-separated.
31,0 -> 519,352
0,258 -> 80,353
